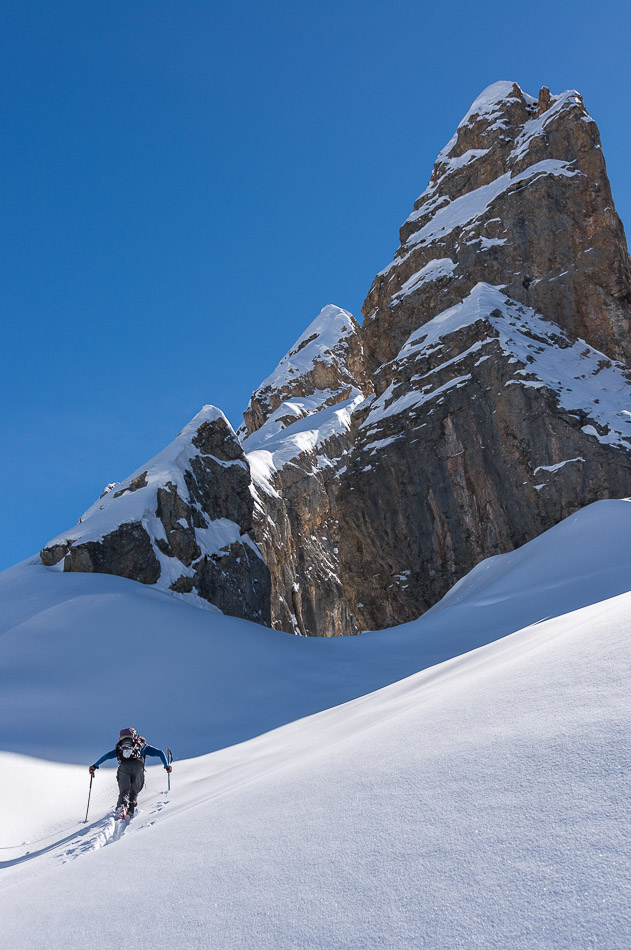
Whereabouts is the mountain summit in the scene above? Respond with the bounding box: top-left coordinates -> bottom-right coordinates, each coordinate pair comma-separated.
363,81 -> 631,367
39,82 -> 631,633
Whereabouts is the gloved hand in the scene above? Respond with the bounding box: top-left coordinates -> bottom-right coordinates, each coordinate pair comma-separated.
165,765 -> 172,773
89,765 -> 99,774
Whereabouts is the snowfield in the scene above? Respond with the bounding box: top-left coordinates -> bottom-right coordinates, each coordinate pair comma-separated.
1,500 -> 630,948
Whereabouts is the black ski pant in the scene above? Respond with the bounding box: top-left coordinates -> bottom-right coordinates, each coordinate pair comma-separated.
116,759 -> 145,810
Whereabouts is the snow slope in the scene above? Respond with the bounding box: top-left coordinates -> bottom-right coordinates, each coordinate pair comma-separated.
1,500 -> 630,947
2,500 -> 631,764
1,590 -> 630,946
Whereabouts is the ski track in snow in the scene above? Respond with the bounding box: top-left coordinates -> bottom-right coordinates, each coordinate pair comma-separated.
0,796 -> 172,871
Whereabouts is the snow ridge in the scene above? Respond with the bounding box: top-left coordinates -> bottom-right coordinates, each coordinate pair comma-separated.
44,406 -> 245,553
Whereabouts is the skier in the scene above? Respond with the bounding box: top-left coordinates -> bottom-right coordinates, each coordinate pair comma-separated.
89,727 -> 172,820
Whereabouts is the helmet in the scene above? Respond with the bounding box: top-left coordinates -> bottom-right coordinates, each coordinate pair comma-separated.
118,727 -> 137,740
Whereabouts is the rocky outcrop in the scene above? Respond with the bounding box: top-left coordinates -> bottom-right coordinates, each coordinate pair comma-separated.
40,407 -> 270,624
335,283 -> 631,631
241,303 -> 367,437
240,305 -> 369,635
241,82 -> 631,635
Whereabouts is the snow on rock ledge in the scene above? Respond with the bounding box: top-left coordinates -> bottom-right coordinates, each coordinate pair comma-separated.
240,304 -> 366,438
363,80 -> 631,370
40,406 -> 271,625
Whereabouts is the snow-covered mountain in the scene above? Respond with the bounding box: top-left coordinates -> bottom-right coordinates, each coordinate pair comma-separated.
33,81 -> 631,636
2,500 -> 630,948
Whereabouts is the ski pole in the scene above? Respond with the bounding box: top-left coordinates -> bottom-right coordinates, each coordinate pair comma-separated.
166,748 -> 172,793
84,772 -> 94,824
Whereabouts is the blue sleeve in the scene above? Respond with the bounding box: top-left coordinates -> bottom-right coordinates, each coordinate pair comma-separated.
142,744 -> 169,767
93,749 -> 117,767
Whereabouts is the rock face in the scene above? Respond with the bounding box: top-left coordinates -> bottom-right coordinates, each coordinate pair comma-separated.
240,81 -> 631,635
240,305 -> 369,635
335,283 -> 631,632
41,407 -> 271,624
362,82 -> 631,369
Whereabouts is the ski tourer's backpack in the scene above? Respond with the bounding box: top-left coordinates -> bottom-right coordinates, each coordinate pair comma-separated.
115,727 -> 146,763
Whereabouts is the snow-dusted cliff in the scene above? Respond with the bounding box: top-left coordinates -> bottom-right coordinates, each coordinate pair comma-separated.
241,81 -> 631,634
41,407 -> 270,623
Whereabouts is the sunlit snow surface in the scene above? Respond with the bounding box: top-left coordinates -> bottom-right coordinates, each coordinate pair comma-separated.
1,500 -> 630,948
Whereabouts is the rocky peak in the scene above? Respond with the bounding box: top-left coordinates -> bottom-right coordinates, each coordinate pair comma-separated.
238,305 -> 368,636
363,81 -> 631,379
537,85 -> 552,113
241,304 -> 367,439
40,406 -> 270,624
240,81 -> 631,637
436,81 -> 537,168
35,81 -> 631,640
327,82 -> 631,634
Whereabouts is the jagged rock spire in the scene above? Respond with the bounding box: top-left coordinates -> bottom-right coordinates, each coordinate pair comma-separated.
37,82 -> 631,638
242,82 -> 631,635
362,81 -> 631,373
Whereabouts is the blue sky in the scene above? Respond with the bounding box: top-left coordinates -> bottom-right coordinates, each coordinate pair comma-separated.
2,0 -> 631,570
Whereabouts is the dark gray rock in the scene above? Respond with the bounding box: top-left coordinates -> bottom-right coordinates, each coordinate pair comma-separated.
191,542 -> 271,625
64,522 -> 161,586
40,407 -> 270,625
